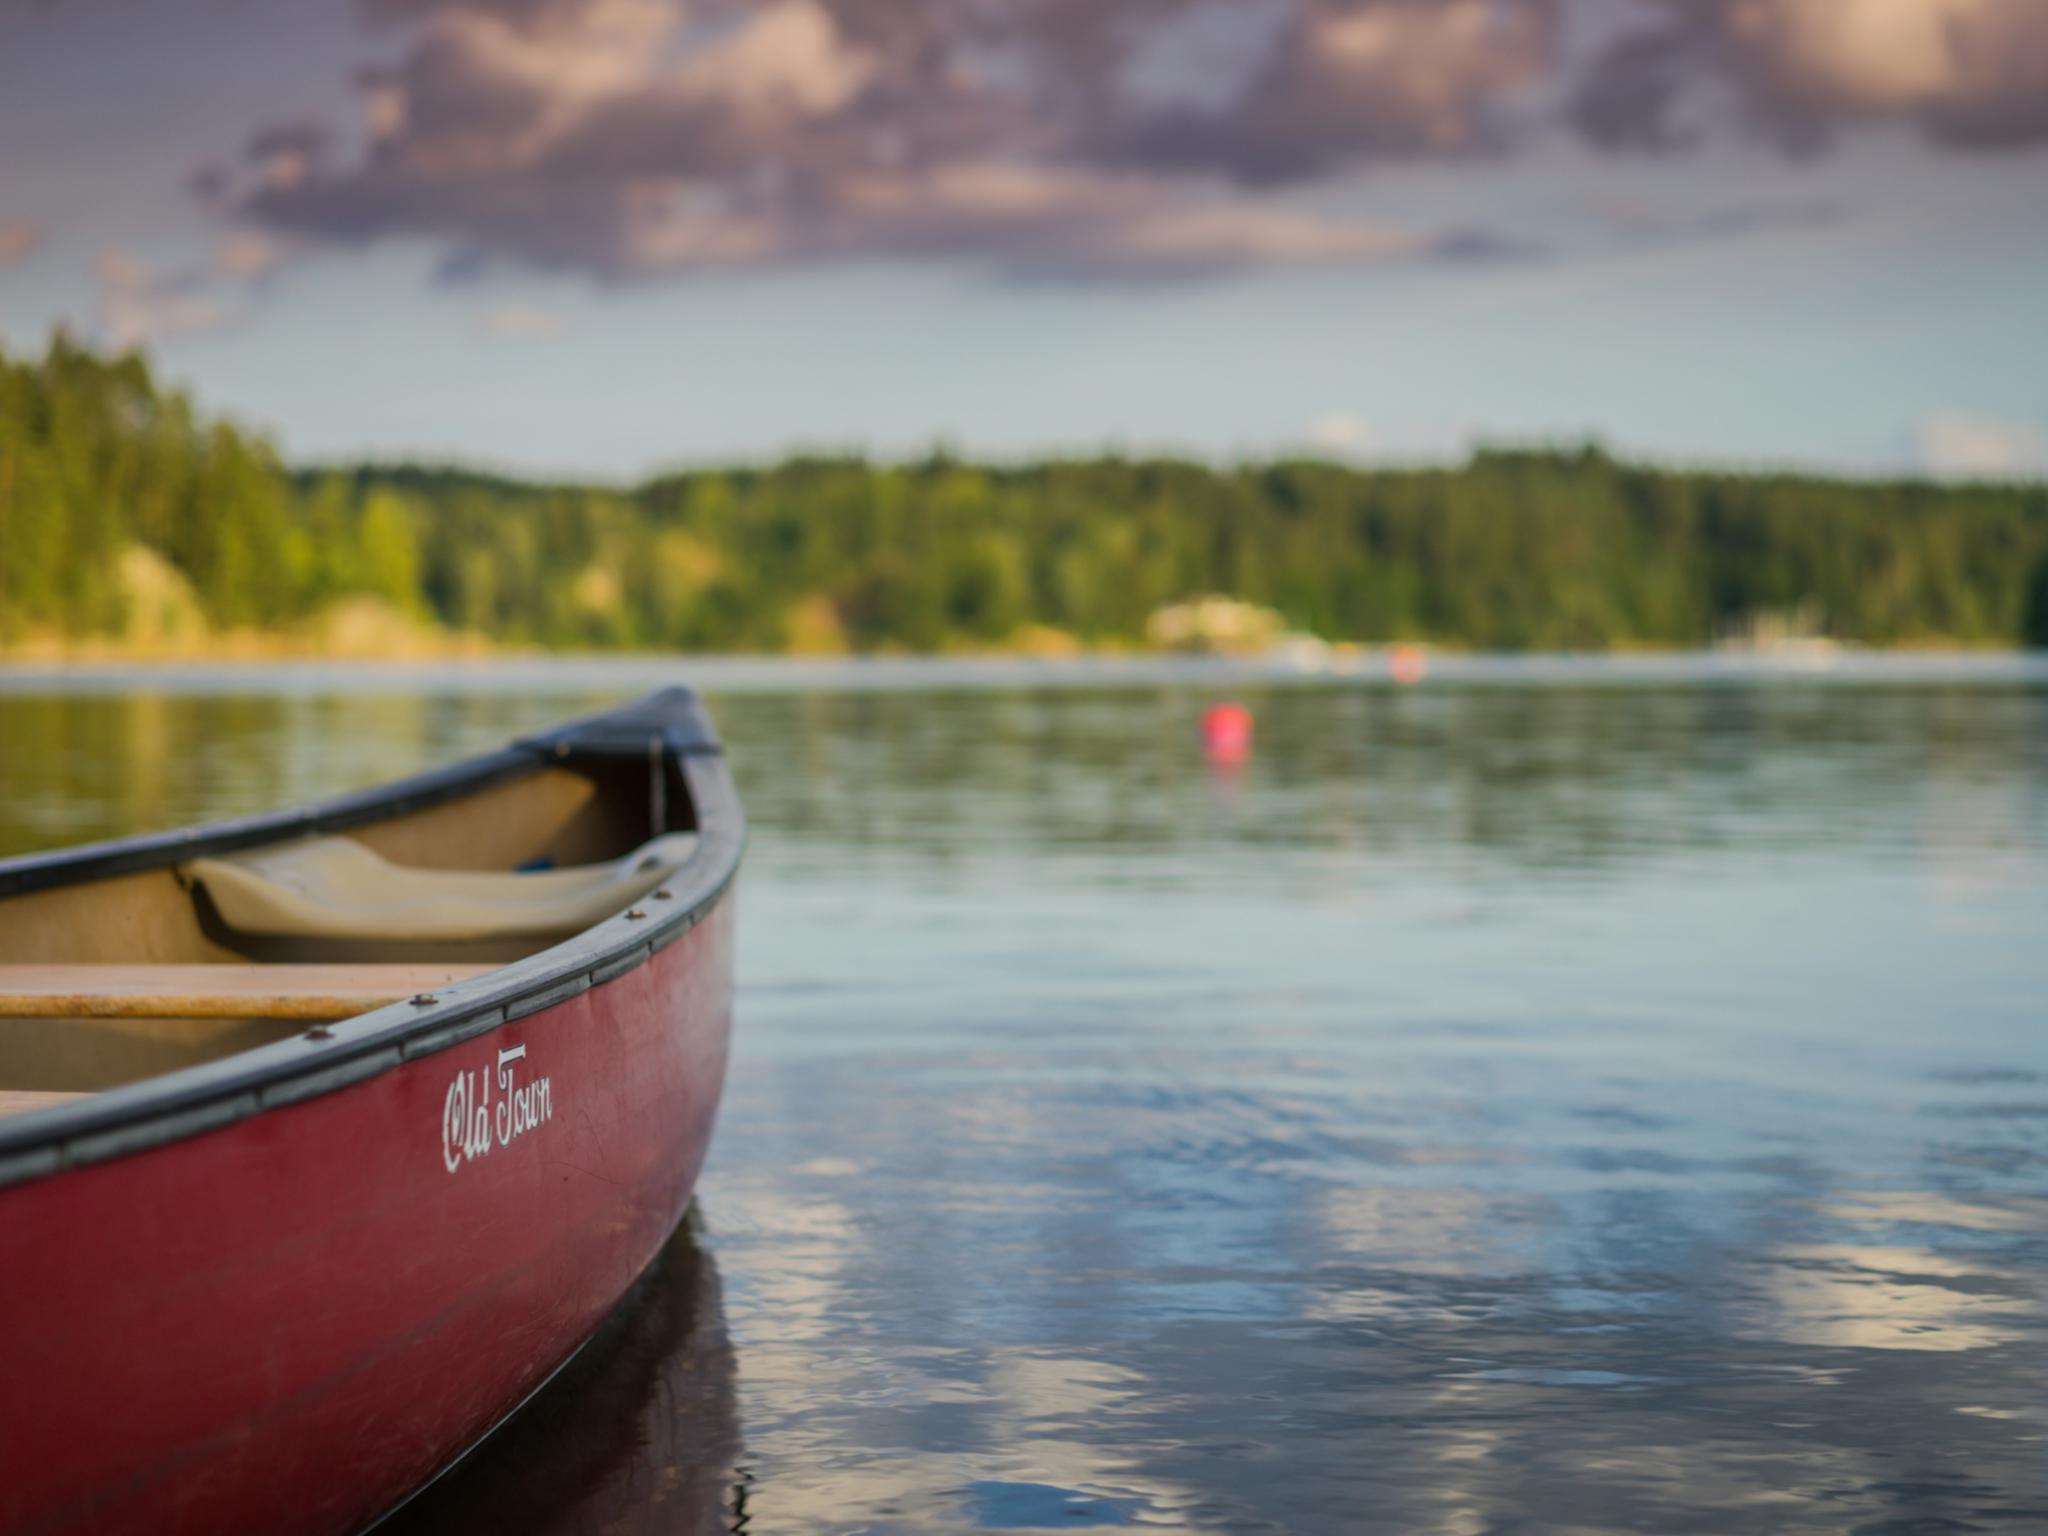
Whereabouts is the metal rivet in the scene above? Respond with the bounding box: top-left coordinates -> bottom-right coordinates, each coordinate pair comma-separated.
412,992 -> 438,1006
305,1025 -> 333,1041
626,907 -> 648,920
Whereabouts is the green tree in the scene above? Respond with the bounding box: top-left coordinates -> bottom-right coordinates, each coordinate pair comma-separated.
358,490 -> 423,614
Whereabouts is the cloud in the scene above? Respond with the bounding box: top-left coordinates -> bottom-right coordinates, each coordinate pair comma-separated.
1575,0 -> 2048,153
1585,193 -> 1843,248
214,0 -> 2048,283
1305,411 -> 1373,456
216,230 -> 290,283
1724,0 -> 2048,147
97,249 -> 235,348
478,303 -> 564,338
0,220 -> 43,265
1916,412 -> 2047,481
219,0 -> 1553,281
1428,224 -> 1549,262
1093,0 -> 1560,184
246,118 -> 332,191
1302,410 -> 1482,462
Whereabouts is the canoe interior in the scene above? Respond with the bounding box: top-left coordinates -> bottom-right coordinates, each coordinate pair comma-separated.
0,752 -> 674,1111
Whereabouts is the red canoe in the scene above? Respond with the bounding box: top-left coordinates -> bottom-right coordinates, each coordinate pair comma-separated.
0,688 -> 743,1536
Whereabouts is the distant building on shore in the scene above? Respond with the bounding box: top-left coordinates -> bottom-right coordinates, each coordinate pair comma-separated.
1145,596 -> 1286,655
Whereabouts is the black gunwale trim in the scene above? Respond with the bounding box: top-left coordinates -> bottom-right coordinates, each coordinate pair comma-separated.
0,687 -> 745,1188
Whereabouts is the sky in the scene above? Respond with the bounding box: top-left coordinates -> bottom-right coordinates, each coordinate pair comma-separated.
0,0 -> 2045,481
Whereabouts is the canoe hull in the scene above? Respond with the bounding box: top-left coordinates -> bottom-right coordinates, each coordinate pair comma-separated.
0,893 -> 734,1536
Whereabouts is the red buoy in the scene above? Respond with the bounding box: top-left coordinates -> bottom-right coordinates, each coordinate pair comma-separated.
1388,644 -> 1428,686
1202,702 -> 1254,764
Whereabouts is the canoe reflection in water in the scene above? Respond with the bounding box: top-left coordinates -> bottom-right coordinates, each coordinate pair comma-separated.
388,1210 -> 744,1536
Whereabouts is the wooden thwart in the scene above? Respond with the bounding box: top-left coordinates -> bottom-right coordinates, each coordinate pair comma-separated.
0,965 -> 494,1022
0,1089 -> 87,1119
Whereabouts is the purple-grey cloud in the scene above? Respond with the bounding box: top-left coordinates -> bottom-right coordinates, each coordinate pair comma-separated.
97,249 -> 236,348
216,0 -> 1553,279
215,0 -> 2048,283
0,220 -> 44,266
1585,194 -> 1845,249
1574,0 -> 2048,155
1088,0 -> 1561,185
478,302 -> 565,338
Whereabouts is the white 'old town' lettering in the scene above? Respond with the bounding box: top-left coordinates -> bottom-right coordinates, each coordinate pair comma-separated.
442,1044 -> 554,1172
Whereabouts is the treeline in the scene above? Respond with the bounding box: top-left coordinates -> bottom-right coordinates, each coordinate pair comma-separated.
5,333 -> 2048,652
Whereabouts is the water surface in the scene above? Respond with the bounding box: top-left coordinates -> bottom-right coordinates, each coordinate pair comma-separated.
3,660 -> 2045,1534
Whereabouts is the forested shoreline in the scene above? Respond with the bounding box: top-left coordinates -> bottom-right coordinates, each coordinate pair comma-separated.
5,334 -> 2047,656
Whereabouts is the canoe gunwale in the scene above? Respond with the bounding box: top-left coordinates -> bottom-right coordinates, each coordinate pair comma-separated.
0,687 -> 744,1188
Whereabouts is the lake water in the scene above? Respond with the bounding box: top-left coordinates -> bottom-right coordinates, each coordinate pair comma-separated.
3,658 -> 2047,1535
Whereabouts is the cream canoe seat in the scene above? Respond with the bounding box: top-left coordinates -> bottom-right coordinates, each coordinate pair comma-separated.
183,831 -> 697,943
